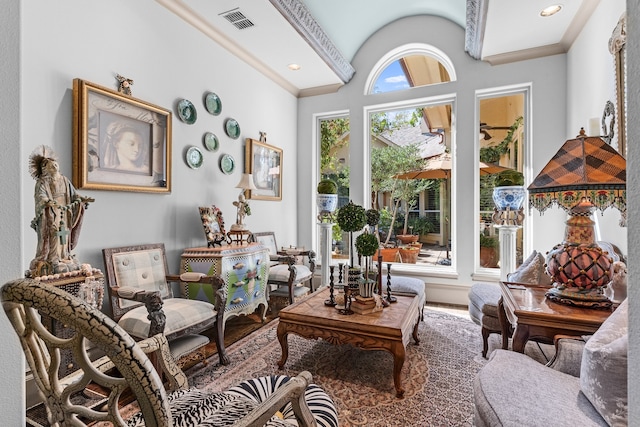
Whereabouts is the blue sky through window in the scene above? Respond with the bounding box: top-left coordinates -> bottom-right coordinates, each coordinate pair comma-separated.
373,60 -> 410,93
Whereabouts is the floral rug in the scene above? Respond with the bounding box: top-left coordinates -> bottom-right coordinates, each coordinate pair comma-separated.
185,308 -> 538,427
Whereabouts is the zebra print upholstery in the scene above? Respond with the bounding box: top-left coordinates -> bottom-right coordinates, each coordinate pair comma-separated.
2,278 -> 337,427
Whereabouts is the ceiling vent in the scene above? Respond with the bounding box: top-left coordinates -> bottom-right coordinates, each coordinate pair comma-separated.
220,8 -> 254,30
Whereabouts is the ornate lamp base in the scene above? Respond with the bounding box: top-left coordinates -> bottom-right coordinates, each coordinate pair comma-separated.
546,287 -> 612,309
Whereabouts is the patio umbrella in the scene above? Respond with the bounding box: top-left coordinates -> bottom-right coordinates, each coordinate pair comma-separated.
393,153 -> 511,260
394,153 -> 511,180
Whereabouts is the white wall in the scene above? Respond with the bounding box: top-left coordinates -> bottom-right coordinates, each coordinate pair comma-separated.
19,0 -> 300,269
298,15 -> 568,304
566,0 -> 627,252
2,0 -> 301,420
0,1 -> 26,425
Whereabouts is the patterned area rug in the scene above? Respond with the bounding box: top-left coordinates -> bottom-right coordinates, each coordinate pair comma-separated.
185,308 -> 548,427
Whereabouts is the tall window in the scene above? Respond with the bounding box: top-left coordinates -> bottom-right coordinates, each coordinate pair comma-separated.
367,99 -> 454,269
476,87 -> 530,273
319,114 -> 350,259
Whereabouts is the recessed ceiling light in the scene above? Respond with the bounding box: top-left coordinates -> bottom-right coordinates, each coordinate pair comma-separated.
288,63 -> 301,71
540,5 -> 562,17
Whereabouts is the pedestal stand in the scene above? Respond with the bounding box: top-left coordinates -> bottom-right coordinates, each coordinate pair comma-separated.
318,221 -> 333,290
492,207 -> 524,281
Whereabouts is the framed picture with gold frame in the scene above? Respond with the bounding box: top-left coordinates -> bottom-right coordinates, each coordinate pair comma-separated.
72,78 -> 172,193
245,138 -> 282,201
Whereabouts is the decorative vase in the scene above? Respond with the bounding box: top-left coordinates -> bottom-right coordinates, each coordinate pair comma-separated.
492,186 -> 527,210
374,247 -> 400,263
358,279 -> 377,298
317,194 -> 338,214
399,247 -> 420,264
347,267 -> 362,292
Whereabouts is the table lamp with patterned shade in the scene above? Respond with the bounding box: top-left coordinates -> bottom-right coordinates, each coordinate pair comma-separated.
528,129 -> 626,307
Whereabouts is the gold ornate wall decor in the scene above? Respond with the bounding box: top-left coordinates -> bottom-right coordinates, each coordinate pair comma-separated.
609,12 -> 626,157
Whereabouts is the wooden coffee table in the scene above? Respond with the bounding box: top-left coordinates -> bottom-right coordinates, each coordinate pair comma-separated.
499,281 -> 614,353
277,287 -> 421,397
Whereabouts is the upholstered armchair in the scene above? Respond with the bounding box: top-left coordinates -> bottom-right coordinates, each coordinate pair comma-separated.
1,278 -> 338,427
474,299 -> 628,426
253,232 -> 316,305
103,243 -> 229,365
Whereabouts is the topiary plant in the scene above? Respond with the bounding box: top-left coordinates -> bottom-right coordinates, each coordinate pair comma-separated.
494,169 -> 524,187
355,232 -> 379,257
336,201 -> 367,232
317,179 -> 338,194
365,209 -> 380,227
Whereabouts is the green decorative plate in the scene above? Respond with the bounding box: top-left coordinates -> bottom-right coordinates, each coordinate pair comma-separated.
225,118 -> 241,139
203,132 -> 219,151
186,146 -> 203,169
219,154 -> 235,174
177,99 -> 197,124
204,92 -> 222,116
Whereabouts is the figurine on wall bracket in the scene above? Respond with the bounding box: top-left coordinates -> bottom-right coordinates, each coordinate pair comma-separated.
116,73 -> 134,96
27,145 -> 95,278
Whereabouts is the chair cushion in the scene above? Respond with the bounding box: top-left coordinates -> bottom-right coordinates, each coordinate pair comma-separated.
126,388 -> 295,427
386,275 -> 426,307
269,285 -> 310,299
580,298 -> 628,426
169,334 -> 209,361
226,375 -> 339,427
269,264 -> 312,283
474,349 -> 607,426
506,250 -> 553,286
112,249 -> 172,308
468,282 -> 501,325
119,298 -> 216,340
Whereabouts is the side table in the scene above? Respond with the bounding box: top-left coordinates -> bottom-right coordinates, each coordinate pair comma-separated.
180,243 -> 270,329
499,281 -> 613,353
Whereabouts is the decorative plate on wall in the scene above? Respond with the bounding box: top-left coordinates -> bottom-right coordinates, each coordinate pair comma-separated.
203,132 -> 219,151
224,118 -> 241,139
186,146 -> 204,169
204,92 -> 222,116
177,99 -> 197,124
219,154 -> 235,174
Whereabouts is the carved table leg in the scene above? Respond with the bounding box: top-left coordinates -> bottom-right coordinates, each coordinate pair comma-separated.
498,297 -> 509,350
512,324 -> 529,353
277,322 -> 290,368
391,343 -> 406,398
412,314 -> 420,344
215,320 -> 230,365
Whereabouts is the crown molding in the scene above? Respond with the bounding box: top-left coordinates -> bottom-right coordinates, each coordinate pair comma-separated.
269,0 -> 355,83
465,0 -> 487,60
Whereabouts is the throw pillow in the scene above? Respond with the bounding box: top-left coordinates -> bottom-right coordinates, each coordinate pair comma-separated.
506,250 -> 552,286
580,298 -> 628,426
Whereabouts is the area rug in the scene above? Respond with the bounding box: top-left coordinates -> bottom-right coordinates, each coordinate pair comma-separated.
185,308 -> 548,426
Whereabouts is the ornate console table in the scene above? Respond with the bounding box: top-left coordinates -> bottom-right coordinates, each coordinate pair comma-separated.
180,243 -> 270,329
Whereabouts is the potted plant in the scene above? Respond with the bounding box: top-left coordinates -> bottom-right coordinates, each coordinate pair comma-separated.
335,200 -> 367,268
492,169 -> 526,211
355,232 -> 380,297
317,178 -> 338,217
480,233 -> 499,268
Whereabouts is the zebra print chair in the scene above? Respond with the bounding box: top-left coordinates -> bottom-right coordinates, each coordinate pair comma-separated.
2,278 -> 338,427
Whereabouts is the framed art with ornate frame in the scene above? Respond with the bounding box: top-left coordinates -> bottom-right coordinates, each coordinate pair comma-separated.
609,12 -> 626,157
72,78 -> 172,193
245,138 -> 282,201
198,205 -> 226,247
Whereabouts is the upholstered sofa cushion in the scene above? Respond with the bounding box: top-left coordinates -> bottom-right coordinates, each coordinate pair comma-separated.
580,299 -> 628,426
474,349 -> 608,426
468,282 -> 501,323
386,275 -> 426,308
119,298 -> 216,339
507,250 -> 553,286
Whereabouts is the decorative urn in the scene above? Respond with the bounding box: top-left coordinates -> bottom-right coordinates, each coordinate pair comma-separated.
317,179 -> 338,215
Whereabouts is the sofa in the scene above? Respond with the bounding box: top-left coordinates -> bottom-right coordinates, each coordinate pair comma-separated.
473,298 -> 628,426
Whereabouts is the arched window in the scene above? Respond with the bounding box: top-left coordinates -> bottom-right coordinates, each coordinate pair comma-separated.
364,43 -> 456,95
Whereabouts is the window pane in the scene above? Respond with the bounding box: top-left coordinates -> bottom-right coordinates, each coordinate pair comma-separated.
372,55 -> 451,94
478,94 -> 525,269
370,102 -> 453,267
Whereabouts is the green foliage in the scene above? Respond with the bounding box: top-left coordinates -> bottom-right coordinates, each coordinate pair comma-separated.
480,116 -> 523,164
320,117 -> 350,173
336,201 -> 367,232
480,233 -> 499,249
317,179 -> 338,194
493,169 -> 524,186
409,216 -> 435,235
365,209 -> 380,227
355,232 -> 380,257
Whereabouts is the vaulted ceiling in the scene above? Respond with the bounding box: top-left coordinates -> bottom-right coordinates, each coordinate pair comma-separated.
156,0 -> 601,97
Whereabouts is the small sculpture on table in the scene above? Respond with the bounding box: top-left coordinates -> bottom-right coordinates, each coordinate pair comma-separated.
27,145 -> 95,278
